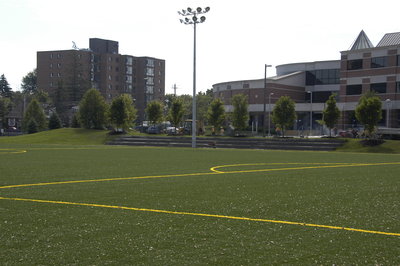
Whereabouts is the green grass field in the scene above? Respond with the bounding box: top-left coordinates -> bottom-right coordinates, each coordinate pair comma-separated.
0,130 -> 399,264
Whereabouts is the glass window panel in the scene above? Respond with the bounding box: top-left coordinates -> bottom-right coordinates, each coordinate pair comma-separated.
346,84 -> 362,95
370,83 -> 387,94
347,59 -> 363,70
371,57 -> 387,68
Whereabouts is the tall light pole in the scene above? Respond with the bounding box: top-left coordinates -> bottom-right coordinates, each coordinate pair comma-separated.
268,92 -> 274,137
307,90 -> 313,136
179,7 -> 210,148
263,64 -> 272,137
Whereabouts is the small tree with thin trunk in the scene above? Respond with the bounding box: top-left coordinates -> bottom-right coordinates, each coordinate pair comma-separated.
48,111 -> 62,129
232,94 -> 249,132
207,98 -> 225,134
146,100 -> 163,126
78,88 -> 109,129
0,74 -> 12,98
322,94 -> 340,137
272,96 -> 296,137
23,98 -> 47,132
109,94 -> 137,132
168,98 -> 184,128
355,91 -> 382,138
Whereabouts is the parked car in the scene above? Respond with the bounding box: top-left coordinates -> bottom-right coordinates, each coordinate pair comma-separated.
147,125 -> 161,134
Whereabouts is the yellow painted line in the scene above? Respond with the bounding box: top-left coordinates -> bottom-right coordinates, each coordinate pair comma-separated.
210,162 -> 356,173
0,149 -> 27,154
0,196 -> 399,237
210,162 -> 400,174
1,162 -> 400,190
0,172 -> 218,189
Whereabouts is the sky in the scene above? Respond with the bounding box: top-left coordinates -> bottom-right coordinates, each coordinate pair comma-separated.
1,0 -> 400,95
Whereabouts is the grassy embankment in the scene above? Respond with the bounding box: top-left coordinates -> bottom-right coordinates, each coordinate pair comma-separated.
2,128 -> 400,153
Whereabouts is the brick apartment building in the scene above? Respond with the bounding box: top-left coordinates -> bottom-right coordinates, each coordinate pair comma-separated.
37,38 -> 165,123
213,31 -> 400,133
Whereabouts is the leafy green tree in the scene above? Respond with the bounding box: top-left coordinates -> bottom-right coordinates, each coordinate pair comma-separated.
0,74 -> 12,98
27,118 -> 38,134
23,98 -> 47,132
21,69 -> 38,94
168,98 -> 184,127
355,92 -> 382,137
272,96 -> 296,137
196,91 -> 213,127
0,97 -> 13,129
322,94 -> 340,137
207,98 -> 225,132
180,94 -> 193,120
78,88 -> 109,129
48,111 -> 62,129
71,113 -> 80,128
232,94 -> 249,131
146,100 -> 163,126
109,94 -> 137,132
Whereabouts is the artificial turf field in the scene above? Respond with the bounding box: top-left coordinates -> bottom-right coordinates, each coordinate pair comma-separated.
0,144 -> 399,264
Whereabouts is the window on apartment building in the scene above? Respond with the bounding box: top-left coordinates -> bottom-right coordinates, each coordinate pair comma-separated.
57,53 -> 62,59
50,63 -> 53,68
147,59 -> 154,67
371,57 -> 387,68
243,83 -> 249,89
146,68 -> 154,76
227,85 -> 231,90
146,86 -> 154,94
57,73 -> 61,77
126,66 -> 132,75
126,57 -> 133,65
108,75 -> 112,80
370,83 -> 387,94
347,59 -> 363,70
50,53 -> 53,59
57,63 -> 61,68
146,77 -> 154,85
346,84 -> 362,95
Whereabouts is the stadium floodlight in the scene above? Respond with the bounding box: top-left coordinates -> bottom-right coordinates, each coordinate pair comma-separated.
178,6 -> 210,148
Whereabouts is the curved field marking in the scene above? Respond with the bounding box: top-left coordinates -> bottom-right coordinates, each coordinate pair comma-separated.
1,162 -> 400,190
0,196 -> 399,237
0,172 -> 218,189
210,162 -> 357,173
0,149 -> 27,154
210,162 -> 400,174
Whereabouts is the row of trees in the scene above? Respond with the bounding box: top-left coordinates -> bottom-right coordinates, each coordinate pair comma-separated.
269,92 -> 382,138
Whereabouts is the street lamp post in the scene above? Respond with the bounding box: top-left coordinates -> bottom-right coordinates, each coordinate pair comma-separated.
268,92 -> 274,137
179,7 -> 210,148
263,64 -> 272,137
307,91 -> 313,136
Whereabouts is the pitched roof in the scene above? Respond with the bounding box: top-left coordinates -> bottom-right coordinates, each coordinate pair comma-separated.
377,32 -> 400,47
349,30 -> 374,50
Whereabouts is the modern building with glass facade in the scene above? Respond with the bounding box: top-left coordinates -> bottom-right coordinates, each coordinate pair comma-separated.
37,38 -> 165,123
212,31 -> 400,133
